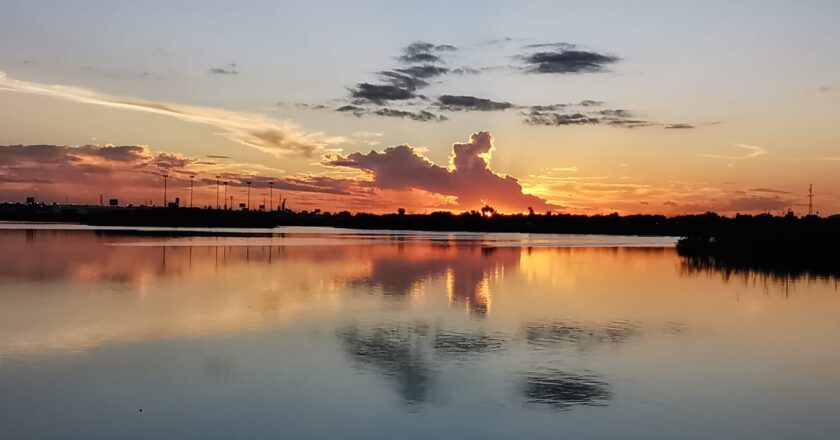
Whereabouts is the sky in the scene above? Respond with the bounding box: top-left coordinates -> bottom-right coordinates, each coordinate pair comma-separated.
0,0 -> 838,215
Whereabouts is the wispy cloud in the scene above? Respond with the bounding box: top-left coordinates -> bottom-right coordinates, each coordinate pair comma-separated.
0,71 -> 341,157
698,143 -> 767,159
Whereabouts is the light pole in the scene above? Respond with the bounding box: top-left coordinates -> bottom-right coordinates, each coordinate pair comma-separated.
269,182 -> 274,211
162,173 -> 169,207
223,181 -> 228,209
246,181 -> 252,211
189,175 -> 195,208
215,176 -> 221,209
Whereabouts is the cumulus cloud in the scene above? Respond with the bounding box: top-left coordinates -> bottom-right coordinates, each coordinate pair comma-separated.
522,44 -> 619,74
0,71 -> 340,157
325,132 -> 557,212
436,95 -> 514,111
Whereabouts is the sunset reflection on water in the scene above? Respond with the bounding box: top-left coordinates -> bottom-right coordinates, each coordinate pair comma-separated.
0,226 -> 838,439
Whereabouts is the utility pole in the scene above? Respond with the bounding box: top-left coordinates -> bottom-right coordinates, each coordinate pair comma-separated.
246,181 -> 252,210
808,184 -> 814,216
215,176 -> 221,209
162,173 -> 169,207
189,175 -> 195,208
269,182 -> 274,211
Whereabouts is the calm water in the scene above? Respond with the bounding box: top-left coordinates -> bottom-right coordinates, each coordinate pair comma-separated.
0,225 -> 838,439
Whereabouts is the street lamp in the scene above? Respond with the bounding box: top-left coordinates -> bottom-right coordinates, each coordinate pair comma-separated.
189,175 -> 195,208
162,173 -> 169,207
269,182 -> 274,211
215,176 -> 221,209
223,181 -> 228,210
246,181 -> 252,210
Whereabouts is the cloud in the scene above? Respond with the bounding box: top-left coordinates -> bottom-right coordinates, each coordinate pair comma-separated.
337,105 -> 447,122
522,44 -> 619,74
699,143 -> 767,159
818,84 -> 833,92
436,95 -> 514,111
325,131 -> 558,212
749,187 -> 791,195
0,71 -> 340,157
0,143 -> 365,205
721,196 -> 790,212
524,111 -> 600,126
393,65 -> 450,79
350,83 -> 416,103
398,42 -> 456,64
208,63 -> 239,75
523,107 -> 683,129
665,123 -> 695,129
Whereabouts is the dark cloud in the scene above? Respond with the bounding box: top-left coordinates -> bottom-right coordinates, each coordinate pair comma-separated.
665,123 -> 695,129
663,201 -> 678,207
208,64 -> 239,75
350,83 -> 416,104
524,108 -> 656,128
398,42 -> 456,64
336,105 -> 447,122
373,108 -> 447,122
524,111 -> 600,126
436,95 -> 514,111
394,65 -> 450,79
749,187 -> 792,195
523,45 -> 619,74
377,71 -> 427,91
325,131 -> 557,212
205,154 -> 230,159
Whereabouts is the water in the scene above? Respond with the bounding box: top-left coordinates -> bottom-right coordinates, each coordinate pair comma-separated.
0,225 -> 838,439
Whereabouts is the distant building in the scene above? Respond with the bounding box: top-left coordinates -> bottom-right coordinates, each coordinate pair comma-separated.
167,197 -> 180,208
109,199 -> 119,207
26,196 -> 35,205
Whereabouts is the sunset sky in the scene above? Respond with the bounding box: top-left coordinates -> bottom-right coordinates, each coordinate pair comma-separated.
1,0 -> 838,214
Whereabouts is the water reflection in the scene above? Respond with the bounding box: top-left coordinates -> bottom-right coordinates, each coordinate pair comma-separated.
526,320 -> 639,351
522,369 -> 612,410
347,246 -> 519,316
679,253 -> 840,286
3,227 -> 840,438
337,323 -> 506,404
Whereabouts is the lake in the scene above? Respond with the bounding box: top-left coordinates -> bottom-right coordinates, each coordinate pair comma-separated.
0,224 -> 838,439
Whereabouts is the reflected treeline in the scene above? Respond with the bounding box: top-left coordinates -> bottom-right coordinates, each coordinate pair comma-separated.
679,254 -> 840,285
525,320 -> 639,351
521,370 -> 612,410
337,323 -> 506,404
